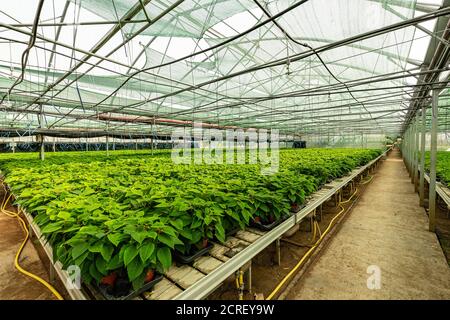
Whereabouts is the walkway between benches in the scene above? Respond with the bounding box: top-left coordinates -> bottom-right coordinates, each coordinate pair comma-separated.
287,149 -> 450,299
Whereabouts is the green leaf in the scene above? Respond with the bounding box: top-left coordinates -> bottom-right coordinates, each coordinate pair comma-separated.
89,263 -> 103,282
107,233 -> 128,246
161,226 -> 178,237
157,233 -> 175,248
71,242 -> 89,260
179,229 -> 193,241
139,242 -> 155,263
74,251 -> 89,266
79,225 -> 101,236
127,257 -> 145,281
288,194 -> 296,203
169,219 -> 184,230
107,253 -> 122,271
131,270 -> 146,291
95,256 -> 108,275
260,203 -> 270,212
157,247 -> 172,271
100,244 -> 114,261
130,230 -> 156,244
89,241 -> 103,253
215,223 -> 225,243
41,222 -> 63,234
123,244 -> 139,266
190,218 -> 202,229
157,233 -> 183,249
57,211 -> 72,220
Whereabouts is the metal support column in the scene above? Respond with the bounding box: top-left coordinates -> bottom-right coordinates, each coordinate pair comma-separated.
409,126 -> 413,176
429,90 -> 438,232
106,121 -> 110,156
404,128 -> 409,173
411,121 -> 416,182
39,135 -> 45,161
419,106 -> 426,207
151,118 -> 155,155
275,238 -> 281,266
38,104 -> 45,161
246,262 -> 252,294
413,115 -> 420,191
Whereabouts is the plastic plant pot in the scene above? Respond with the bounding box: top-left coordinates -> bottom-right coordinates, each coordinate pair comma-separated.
96,272 -> 163,300
173,242 -> 214,264
250,215 -> 289,231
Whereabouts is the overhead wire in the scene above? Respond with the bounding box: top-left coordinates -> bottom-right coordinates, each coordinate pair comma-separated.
252,0 -> 379,124
0,0 -> 45,105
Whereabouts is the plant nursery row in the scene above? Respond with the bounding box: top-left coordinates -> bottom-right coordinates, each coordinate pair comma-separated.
0,148 -> 381,292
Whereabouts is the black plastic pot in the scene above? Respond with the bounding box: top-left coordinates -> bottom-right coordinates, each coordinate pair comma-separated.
250,215 -> 288,231
225,227 -> 241,237
290,203 -> 306,213
96,273 -> 163,300
173,243 -> 214,264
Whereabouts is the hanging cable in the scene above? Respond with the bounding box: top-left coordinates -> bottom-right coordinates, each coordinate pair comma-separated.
252,0 -> 378,124
0,0 -> 45,105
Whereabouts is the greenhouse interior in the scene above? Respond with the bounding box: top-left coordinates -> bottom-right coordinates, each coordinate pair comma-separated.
0,0 -> 449,303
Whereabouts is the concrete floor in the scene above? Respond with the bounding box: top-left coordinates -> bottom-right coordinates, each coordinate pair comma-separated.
287,149 -> 450,300
0,205 -> 56,300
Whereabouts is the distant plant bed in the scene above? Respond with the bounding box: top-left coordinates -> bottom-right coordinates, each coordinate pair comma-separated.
425,151 -> 450,186
0,148 -> 381,293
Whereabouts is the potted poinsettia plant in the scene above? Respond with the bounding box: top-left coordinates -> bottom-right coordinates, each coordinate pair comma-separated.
51,214 -> 181,299
173,205 -> 225,263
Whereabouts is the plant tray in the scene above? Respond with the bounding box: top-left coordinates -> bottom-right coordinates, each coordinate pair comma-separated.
224,243 -> 247,258
173,243 -> 214,264
250,215 -> 288,231
95,273 -> 163,300
225,227 -> 241,237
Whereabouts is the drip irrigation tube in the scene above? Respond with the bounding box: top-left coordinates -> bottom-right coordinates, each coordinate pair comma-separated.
266,171 -> 375,300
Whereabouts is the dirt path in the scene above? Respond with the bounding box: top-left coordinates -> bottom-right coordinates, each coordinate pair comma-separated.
286,149 -> 450,299
0,193 -> 56,300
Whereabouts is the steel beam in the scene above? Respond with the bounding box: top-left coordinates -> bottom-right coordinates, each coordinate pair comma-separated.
414,114 -> 420,191
419,105 -> 426,206
429,89 -> 438,232
413,114 -> 419,188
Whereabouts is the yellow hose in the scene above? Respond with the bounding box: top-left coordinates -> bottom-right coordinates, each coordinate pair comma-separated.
266,173 -> 376,300
340,187 -> 358,204
1,186 -> 64,300
266,204 -> 345,300
235,270 -> 244,300
360,175 -> 373,185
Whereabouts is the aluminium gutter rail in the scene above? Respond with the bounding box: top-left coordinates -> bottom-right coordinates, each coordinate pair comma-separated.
173,150 -> 388,300
422,170 -> 450,206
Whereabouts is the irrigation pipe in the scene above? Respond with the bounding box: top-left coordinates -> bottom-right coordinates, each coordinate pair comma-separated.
340,187 -> 359,204
266,171 -> 375,300
360,175 -> 374,185
0,185 -> 63,300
